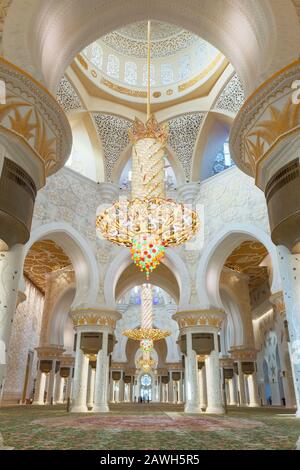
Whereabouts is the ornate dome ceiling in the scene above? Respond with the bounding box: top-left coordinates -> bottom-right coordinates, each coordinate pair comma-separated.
77,20 -> 226,104
101,20 -> 197,58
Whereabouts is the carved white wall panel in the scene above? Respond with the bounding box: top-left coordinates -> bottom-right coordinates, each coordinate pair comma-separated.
4,279 -> 44,401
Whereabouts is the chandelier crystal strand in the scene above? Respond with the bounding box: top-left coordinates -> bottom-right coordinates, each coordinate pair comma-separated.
141,284 -> 153,329
140,284 -> 156,371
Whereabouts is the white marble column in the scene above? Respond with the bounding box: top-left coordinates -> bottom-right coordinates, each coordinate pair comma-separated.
168,377 -> 174,403
159,379 -> 162,402
205,350 -> 224,414
46,361 -> 56,405
247,372 -> 260,407
0,244 -> 24,399
119,373 -> 125,403
54,373 -> 63,404
199,365 -> 207,409
270,380 -> 281,405
71,333 -> 89,412
237,361 -> 247,406
87,366 -> 96,408
277,246 -> 300,417
228,377 -> 238,405
181,372 -> 185,403
33,370 -> 46,405
66,375 -> 73,402
93,331 -> 109,412
185,332 -> 201,413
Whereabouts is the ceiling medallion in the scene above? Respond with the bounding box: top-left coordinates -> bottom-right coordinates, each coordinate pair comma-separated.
96,21 -> 199,279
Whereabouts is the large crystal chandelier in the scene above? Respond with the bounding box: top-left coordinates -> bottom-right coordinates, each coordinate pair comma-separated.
96,21 -> 199,279
123,284 -> 169,372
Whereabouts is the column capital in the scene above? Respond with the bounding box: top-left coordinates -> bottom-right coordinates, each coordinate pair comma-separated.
60,354 -> 75,368
35,345 -> 65,359
229,346 -> 258,361
173,307 -> 225,332
219,356 -> 234,368
70,307 -> 121,330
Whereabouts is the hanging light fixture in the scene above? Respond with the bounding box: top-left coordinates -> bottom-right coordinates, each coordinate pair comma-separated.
123,284 -> 169,372
96,21 -> 199,279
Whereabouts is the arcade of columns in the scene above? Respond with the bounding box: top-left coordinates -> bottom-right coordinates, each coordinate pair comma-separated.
1,54 -> 300,414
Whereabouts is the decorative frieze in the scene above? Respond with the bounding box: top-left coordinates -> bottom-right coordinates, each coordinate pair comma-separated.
35,345 -> 65,359
229,346 -> 258,361
173,308 -> 225,330
70,308 -> 121,329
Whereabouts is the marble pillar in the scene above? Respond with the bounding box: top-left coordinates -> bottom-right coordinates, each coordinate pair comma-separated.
87,366 -> 96,409
247,372 -> 260,407
228,377 -> 238,405
199,365 -> 207,409
205,350 -> 224,414
71,333 -> 89,413
93,331 -> 109,412
0,245 -> 24,398
33,370 -> 46,405
237,361 -> 247,406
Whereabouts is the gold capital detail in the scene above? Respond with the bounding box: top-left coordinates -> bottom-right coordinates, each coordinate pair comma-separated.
128,115 -> 168,145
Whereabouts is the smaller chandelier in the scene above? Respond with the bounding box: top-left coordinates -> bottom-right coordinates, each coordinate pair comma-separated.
122,327 -> 170,342
137,356 -> 156,371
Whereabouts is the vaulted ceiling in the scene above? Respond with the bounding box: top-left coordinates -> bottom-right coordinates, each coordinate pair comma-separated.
24,240 -> 72,293
224,240 -> 269,292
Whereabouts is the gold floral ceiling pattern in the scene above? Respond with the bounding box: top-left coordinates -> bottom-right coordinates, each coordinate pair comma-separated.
24,240 -> 72,293
224,241 -> 269,291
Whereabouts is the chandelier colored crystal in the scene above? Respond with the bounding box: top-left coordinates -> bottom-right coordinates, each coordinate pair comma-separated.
137,356 -> 156,371
131,234 -> 165,279
140,338 -> 153,352
96,21 -> 199,279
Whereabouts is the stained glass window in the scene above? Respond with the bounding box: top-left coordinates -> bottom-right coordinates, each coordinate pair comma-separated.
141,374 -> 152,387
124,61 -> 137,85
161,63 -> 173,85
90,43 -> 103,69
211,139 -> 235,176
142,64 -> 155,86
107,54 -> 120,79
178,55 -> 192,81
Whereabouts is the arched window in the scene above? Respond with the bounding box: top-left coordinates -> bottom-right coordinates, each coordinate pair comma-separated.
90,43 -> 103,69
211,139 -> 235,176
107,54 -> 120,79
178,55 -> 192,81
142,64 -> 155,86
161,63 -> 173,85
124,61 -> 137,85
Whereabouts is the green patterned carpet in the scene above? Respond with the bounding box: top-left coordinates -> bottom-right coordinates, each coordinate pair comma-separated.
0,404 -> 300,450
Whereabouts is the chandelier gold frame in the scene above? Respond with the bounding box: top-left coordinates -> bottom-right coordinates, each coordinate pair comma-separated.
96,197 -> 198,248
122,327 -> 170,342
